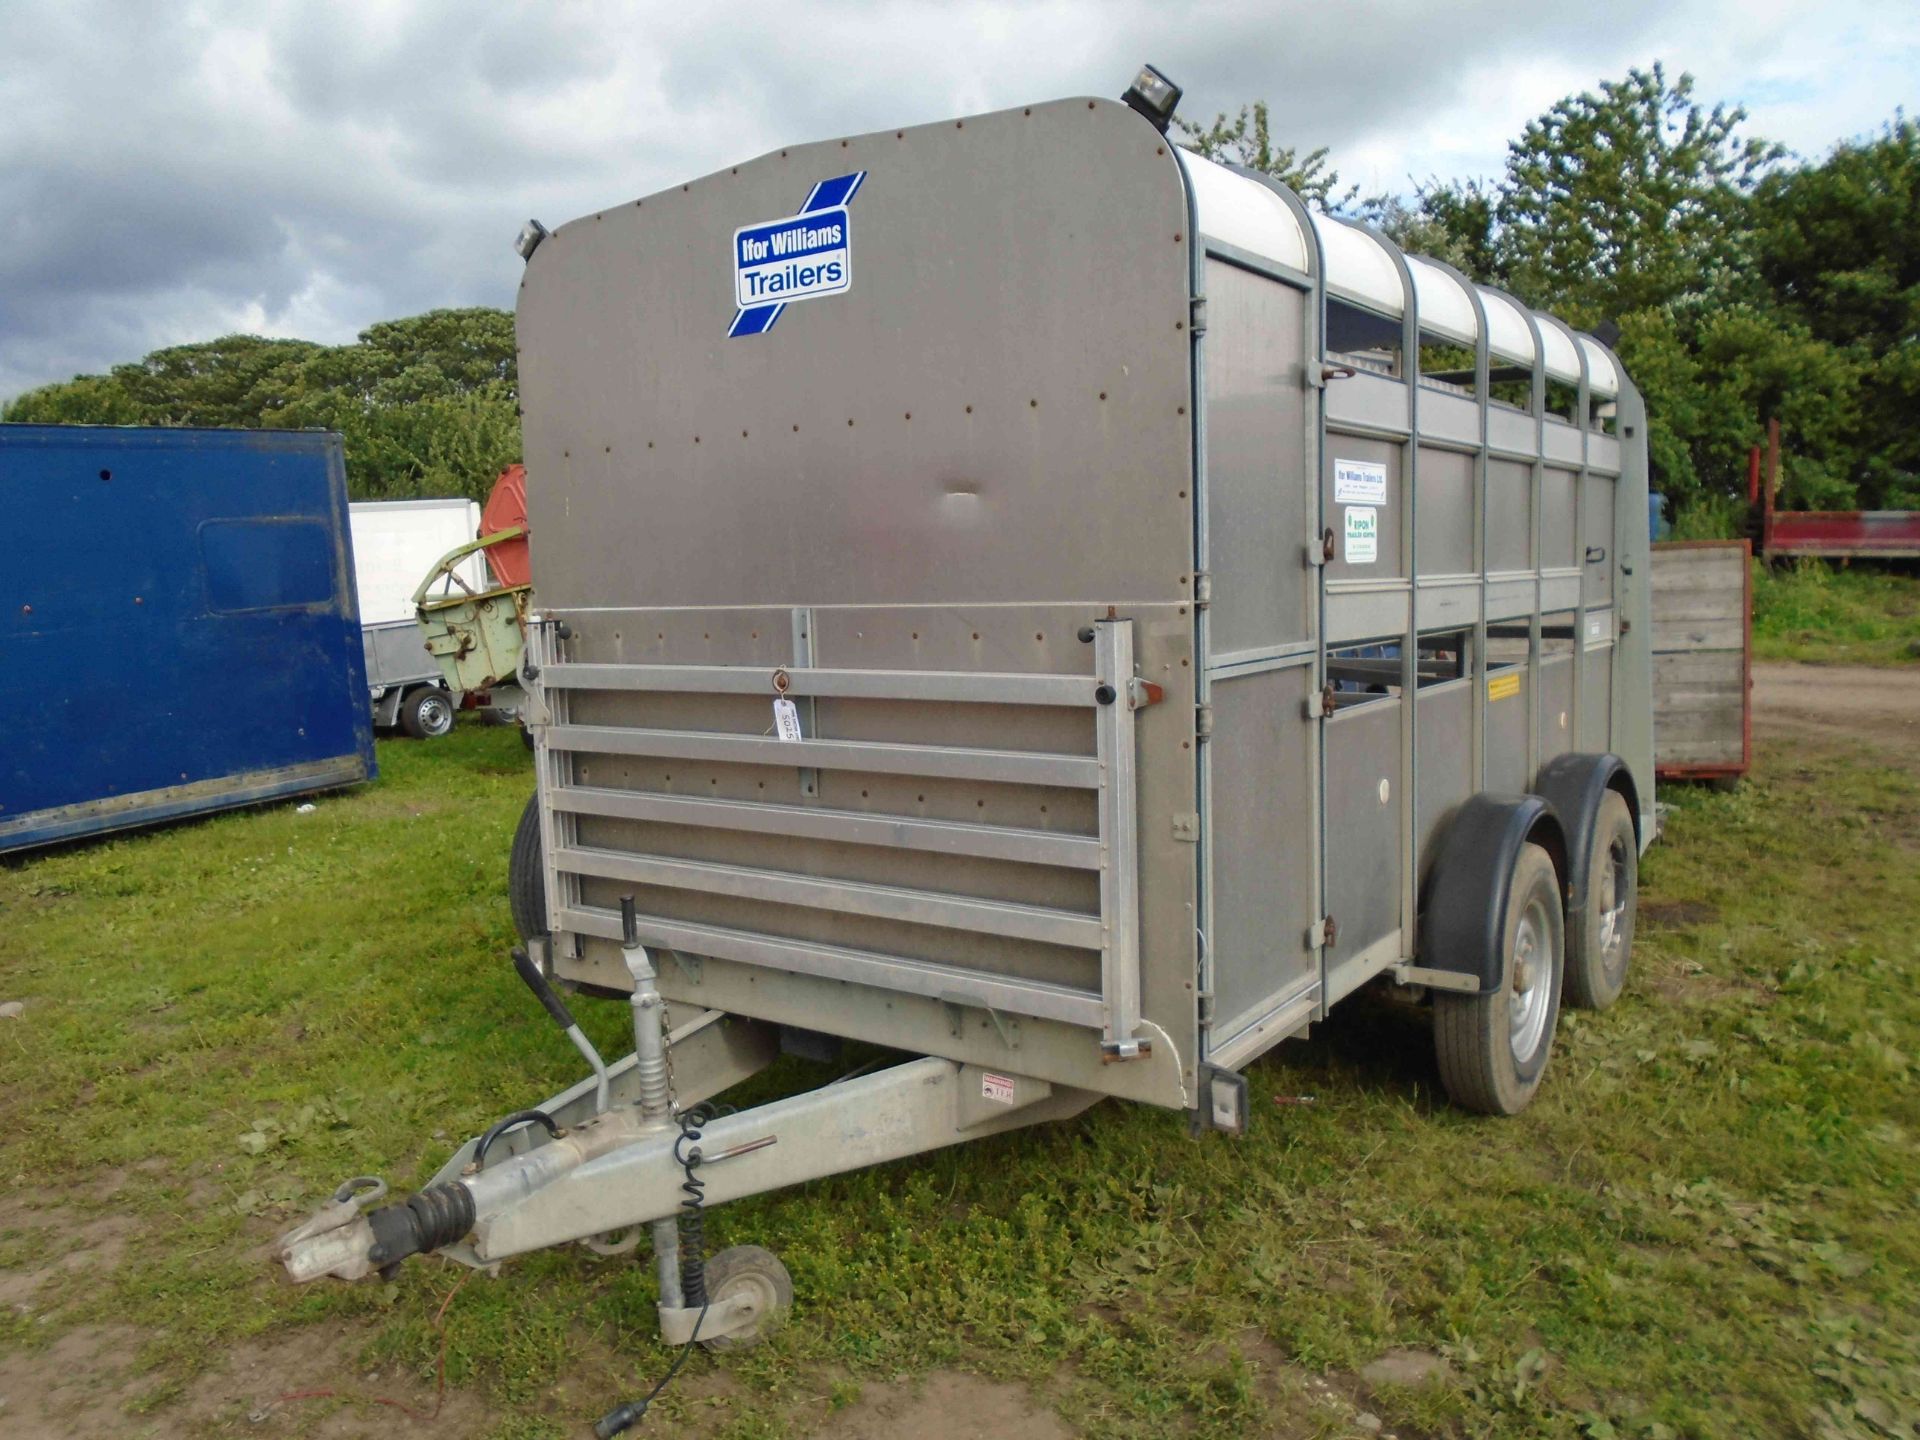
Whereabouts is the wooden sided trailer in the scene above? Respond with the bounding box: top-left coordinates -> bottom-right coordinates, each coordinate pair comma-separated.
1650,540 -> 1752,785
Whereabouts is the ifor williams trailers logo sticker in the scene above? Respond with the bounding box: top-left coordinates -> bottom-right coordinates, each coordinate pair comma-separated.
728,171 -> 866,338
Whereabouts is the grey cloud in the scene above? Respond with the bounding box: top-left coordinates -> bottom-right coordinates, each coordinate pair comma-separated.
0,0 -> 1901,400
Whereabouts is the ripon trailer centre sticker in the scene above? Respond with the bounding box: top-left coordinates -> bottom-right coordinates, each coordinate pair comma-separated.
728,172 -> 866,338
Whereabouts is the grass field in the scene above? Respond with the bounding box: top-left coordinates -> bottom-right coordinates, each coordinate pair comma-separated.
1752,563 -> 1920,666
2,711 -> 1918,1439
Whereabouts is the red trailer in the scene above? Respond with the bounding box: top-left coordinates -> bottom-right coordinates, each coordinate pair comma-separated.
1753,419 -> 1920,560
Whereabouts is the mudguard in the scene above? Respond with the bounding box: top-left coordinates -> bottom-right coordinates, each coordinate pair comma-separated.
1533,753 -> 1641,923
1418,794 -> 1568,996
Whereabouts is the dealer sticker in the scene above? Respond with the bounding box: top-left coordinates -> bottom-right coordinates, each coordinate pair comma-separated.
734,207 -> 851,310
1334,458 -> 1387,505
1344,505 -> 1378,564
727,172 -> 866,338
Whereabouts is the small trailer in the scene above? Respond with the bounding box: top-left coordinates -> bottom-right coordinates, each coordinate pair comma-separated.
279,72 -> 1653,1422
349,498 -> 486,738
1650,540 -> 1752,784
3,424 -> 374,853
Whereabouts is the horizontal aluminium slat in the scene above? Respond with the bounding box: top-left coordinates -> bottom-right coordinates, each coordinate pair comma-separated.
558,904 -> 1106,1029
550,784 -> 1102,869
542,661 -> 1098,707
554,844 -> 1103,949
548,724 -> 1101,788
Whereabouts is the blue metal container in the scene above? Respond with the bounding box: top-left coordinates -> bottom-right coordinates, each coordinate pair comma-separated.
1648,491 -> 1670,541
2,424 -> 376,852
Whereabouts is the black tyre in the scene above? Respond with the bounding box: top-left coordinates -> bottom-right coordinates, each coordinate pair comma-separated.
508,793 -> 547,942
1434,841 -> 1564,1116
399,686 -> 456,739
698,1245 -> 793,1352
1565,790 -> 1637,1011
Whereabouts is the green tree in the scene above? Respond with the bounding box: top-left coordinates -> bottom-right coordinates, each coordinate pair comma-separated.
1,307 -> 523,501
1752,118 -> 1920,507
268,308 -> 522,498
2,372 -> 143,426
109,334 -> 327,428
322,384 -> 522,502
1361,179 -> 1503,284
1496,64 -> 1783,324
1175,101 -> 1357,210
1470,65 -> 1840,512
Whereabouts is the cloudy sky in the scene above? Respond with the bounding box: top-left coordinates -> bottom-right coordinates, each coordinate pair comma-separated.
2,0 -> 1915,401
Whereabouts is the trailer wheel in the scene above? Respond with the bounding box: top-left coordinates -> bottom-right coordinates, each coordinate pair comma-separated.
1565,790 -> 1637,1011
1434,841 -> 1564,1115
400,686 -> 455,739
509,794 -> 547,943
698,1245 -> 793,1351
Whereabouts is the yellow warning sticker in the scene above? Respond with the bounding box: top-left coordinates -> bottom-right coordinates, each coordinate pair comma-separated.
1487,672 -> 1521,702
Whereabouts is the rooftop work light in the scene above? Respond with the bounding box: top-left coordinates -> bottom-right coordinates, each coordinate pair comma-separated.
514,220 -> 549,262
1121,63 -> 1182,131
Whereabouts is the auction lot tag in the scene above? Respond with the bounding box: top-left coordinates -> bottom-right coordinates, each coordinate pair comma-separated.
772,697 -> 804,743
1344,505 -> 1378,563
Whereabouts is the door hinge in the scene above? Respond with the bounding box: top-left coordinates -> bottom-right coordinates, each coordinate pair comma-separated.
1195,703 -> 1213,740
1306,915 -> 1338,949
1189,295 -> 1208,335
1192,570 -> 1212,609
1304,682 -> 1336,719
1170,812 -> 1199,843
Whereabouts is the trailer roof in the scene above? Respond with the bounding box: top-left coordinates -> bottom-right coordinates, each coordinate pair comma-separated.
1406,256 -> 1477,346
1177,151 -> 1620,397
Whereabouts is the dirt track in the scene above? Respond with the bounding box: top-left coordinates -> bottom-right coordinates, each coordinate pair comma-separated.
1752,661 -> 1920,760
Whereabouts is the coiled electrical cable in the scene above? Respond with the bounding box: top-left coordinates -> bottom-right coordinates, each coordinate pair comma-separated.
593,1103 -> 715,1438
675,1103 -> 712,1306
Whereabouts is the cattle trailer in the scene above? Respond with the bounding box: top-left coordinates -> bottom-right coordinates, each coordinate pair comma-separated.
279,74 -> 1653,1408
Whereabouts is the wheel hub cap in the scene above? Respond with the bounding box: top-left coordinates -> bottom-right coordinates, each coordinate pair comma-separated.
1508,896 -> 1553,1062
1598,839 -> 1630,976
